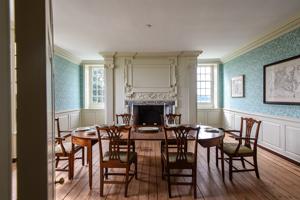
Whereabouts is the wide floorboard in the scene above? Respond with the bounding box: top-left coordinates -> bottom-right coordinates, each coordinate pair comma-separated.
54,135 -> 300,200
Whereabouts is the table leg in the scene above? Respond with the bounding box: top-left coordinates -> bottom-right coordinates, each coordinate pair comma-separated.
88,142 -> 93,189
207,147 -> 210,165
221,146 -> 224,181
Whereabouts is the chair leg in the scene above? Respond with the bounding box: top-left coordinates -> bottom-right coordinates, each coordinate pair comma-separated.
161,157 -> 164,179
105,168 -> 108,179
55,156 -> 60,168
68,154 -> 74,180
124,167 -> 129,197
193,167 -> 197,198
241,157 -> 246,168
207,147 -> 210,165
100,168 -> 104,197
81,147 -> 85,166
132,142 -> 136,152
135,157 -> 138,179
167,169 -> 171,198
215,147 -> 219,168
254,154 -> 260,179
221,149 -> 225,182
229,157 -> 233,181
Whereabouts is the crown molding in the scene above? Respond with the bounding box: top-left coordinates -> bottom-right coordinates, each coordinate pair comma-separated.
99,51 -> 202,58
81,60 -> 104,65
197,58 -> 222,64
54,45 -> 82,65
221,13 -> 300,63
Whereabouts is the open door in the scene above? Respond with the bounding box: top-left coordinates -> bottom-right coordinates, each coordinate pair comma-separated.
16,0 -> 55,199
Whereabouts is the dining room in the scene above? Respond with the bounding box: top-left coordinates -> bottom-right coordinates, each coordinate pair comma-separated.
3,0 -> 300,200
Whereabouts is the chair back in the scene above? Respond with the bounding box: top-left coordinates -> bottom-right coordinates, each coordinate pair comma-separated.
239,117 -> 261,149
163,126 -> 200,163
116,114 -> 132,125
96,125 -> 132,164
165,114 -> 181,125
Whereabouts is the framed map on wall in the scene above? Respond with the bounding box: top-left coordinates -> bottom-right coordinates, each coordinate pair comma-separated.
264,54 -> 300,105
231,75 -> 245,98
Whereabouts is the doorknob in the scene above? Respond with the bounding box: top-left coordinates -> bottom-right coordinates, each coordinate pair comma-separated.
55,177 -> 64,185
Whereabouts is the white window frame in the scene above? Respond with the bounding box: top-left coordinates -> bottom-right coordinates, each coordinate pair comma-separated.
84,64 -> 105,109
197,63 -> 219,109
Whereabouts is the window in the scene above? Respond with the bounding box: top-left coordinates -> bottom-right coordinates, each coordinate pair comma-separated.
84,64 -> 105,109
91,68 -> 105,104
197,64 -> 218,108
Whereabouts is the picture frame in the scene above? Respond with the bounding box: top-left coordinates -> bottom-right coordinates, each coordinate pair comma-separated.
263,54 -> 300,105
231,75 -> 245,98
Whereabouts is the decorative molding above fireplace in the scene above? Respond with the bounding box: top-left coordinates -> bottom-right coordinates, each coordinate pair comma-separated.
124,56 -> 178,102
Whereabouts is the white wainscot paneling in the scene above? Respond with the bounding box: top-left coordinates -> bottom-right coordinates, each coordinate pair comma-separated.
81,109 -> 105,126
285,126 -> 300,161
197,109 -> 222,127
223,110 -> 234,129
223,108 -> 300,163
262,121 -> 281,149
55,110 -> 81,131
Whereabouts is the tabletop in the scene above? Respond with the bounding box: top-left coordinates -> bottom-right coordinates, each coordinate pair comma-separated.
72,125 -> 224,142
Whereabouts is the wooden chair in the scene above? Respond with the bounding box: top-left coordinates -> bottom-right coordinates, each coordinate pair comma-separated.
216,117 -> 262,181
115,113 -> 135,152
162,126 -> 200,198
96,125 -> 138,197
54,118 -> 84,180
161,113 -> 182,172
165,113 -> 181,125
116,113 -> 132,125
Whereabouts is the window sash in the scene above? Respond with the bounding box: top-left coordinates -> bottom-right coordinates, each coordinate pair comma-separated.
197,65 -> 214,104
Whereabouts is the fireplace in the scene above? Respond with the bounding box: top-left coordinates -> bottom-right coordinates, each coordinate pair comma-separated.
126,100 -> 175,126
133,105 -> 164,126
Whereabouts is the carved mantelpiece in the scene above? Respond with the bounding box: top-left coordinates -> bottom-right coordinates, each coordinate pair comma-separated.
124,56 -> 178,103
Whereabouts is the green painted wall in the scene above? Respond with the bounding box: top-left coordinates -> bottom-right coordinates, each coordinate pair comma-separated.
223,27 -> 300,118
54,55 -> 83,112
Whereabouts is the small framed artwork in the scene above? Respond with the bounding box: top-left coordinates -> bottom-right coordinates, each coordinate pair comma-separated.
231,75 -> 245,98
264,54 -> 300,105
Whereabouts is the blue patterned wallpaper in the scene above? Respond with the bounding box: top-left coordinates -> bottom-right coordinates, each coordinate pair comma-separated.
223,27 -> 300,119
54,55 -> 82,112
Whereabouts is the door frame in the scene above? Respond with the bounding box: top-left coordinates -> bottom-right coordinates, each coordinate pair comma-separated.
0,0 -> 12,199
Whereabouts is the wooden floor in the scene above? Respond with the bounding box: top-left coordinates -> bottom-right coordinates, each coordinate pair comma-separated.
54,136 -> 300,200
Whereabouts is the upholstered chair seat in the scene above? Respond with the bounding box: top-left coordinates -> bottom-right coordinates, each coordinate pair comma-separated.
103,151 -> 137,163
223,143 -> 253,155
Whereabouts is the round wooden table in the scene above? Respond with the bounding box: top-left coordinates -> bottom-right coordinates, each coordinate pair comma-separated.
72,126 -> 224,189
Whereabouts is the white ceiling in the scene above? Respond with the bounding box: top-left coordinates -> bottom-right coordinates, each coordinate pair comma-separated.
53,0 -> 300,60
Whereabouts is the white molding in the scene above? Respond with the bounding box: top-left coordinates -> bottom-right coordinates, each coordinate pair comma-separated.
54,45 -> 82,65
221,13 -> 300,63
81,60 -> 104,65
197,58 -> 222,64
99,51 -> 202,58
55,109 -> 81,114
223,108 -> 300,124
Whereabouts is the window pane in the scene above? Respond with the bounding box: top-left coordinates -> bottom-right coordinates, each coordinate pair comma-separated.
205,74 -> 211,81
91,67 -> 105,105
200,82 -> 206,88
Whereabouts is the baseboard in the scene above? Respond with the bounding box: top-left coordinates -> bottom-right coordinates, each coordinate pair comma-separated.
257,144 -> 300,166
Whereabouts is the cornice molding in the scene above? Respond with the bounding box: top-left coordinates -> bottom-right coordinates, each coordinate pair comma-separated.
99,51 -> 202,58
197,58 -> 222,64
54,45 -> 82,65
221,13 -> 300,63
81,60 -> 104,65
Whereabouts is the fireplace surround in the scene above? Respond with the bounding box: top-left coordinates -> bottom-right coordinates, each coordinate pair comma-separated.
126,100 -> 175,126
